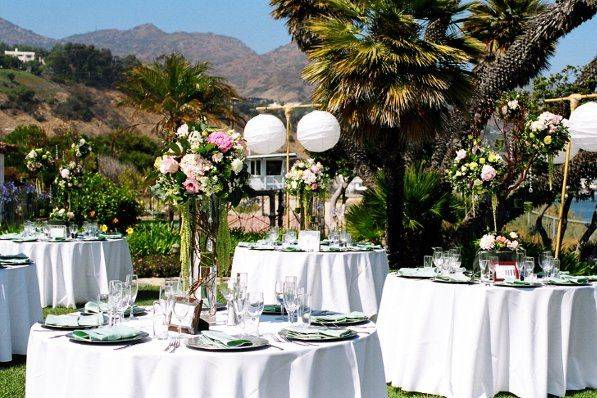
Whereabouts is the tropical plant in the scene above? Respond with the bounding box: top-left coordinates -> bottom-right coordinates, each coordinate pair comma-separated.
296,0 -> 479,265
347,165 -> 457,266
119,54 -> 240,136
464,0 -> 547,56
127,221 -> 180,256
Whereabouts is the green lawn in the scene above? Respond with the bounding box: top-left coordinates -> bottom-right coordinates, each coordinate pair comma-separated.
1,286 -> 595,398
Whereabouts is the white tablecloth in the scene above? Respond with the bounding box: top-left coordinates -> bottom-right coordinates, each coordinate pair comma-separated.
376,274 -> 597,398
231,247 -> 389,316
26,311 -> 387,398
0,239 -> 133,308
0,263 -> 42,362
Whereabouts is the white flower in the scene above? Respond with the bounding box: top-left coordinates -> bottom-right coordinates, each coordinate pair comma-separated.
507,240 -> 519,250
509,232 -> 518,239
176,124 -> 189,138
530,120 -> 546,132
212,152 -> 224,163
27,150 -> 37,159
66,211 -> 75,220
480,165 -> 497,182
231,158 -> 244,174
455,149 -> 467,162
507,99 -> 519,110
79,138 -> 86,145
479,234 -> 495,251
60,168 -> 70,179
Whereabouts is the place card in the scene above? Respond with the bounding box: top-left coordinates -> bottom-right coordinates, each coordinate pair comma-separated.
298,230 -> 321,252
168,298 -> 209,334
48,225 -> 67,239
494,261 -> 519,282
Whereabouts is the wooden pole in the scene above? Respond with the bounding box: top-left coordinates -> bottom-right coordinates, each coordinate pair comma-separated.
546,93 -> 597,257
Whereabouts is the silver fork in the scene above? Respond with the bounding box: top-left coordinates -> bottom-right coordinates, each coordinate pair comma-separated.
163,339 -> 175,352
170,338 -> 181,353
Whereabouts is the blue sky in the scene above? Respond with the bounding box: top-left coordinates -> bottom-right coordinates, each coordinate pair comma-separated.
1,0 -> 595,73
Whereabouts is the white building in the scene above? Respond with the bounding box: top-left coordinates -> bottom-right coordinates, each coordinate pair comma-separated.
246,152 -> 297,192
4,48 -> 36,63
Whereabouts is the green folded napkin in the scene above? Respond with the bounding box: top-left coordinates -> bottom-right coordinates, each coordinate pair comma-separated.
79,236 -> 107,241
435,274 -> 471,283
586,275 -> 597,282
0,258 -> 31,265
347,245 -> 373,251
397,267 -> 436,278
285,326 -> 353,339
501,279 -> 535,286
84,302 -> 142,315
282,245 -> 303,252
237,242 -> 254,248
321,246 -> 343,252
546,276 -> 589,285
0,253 -> 28,260
99,233 -> 123,239
45,314 -> 101,327
263,304 -> 281,312
201,330 -> 253,347
13,237 -> 37,243
0,233 -> 20,240
72,325 -> 140,341
356,243 -> 382,250
311,311 -> 368,324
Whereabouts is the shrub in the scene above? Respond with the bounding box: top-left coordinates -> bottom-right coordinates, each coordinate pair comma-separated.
52,89 -> 95,121
133,254 -> 180,278
127,221 -> 180,257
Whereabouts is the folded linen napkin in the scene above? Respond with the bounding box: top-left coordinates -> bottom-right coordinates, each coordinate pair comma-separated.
397,267 -> 436,278
282,245 -> 303,252
13,237 -> 37,242
434,274 -> 471,283
72,325 -> 140,341
0,258 -> 31,265
285,326 -> 353,339
45,314 -> 101,327
0,253 -> 28,260
201,330 -> 253,347
356,243 -> 382,250
263,304 -> 281,313
502,278 -> 536,286
99,233 -> 123,239
84,302 -> 142,315
311,311 -> 368,324
321,246 -> 344,252
546,276 -> 589,285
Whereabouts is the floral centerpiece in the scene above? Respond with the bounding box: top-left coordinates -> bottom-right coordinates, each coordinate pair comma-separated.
477,231 -> 524,276
285,158 -> 328,229
522,111 -> 569,156
151,120 -> 250,295
25,148 -> 54,172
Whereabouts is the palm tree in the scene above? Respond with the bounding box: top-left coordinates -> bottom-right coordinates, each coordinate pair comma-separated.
463,0 -> 547,56
119,54 -> 240,137
299,0 -> 480,266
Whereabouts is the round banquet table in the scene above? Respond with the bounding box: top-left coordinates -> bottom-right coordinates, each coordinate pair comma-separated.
376,274 -> 597,398
0,239 -> 133,308
230,247 -> 389,316
0,263 -> 42,362
26,311 -> 387,398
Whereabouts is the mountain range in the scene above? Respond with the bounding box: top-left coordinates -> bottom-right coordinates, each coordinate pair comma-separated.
0,17 -> 311,102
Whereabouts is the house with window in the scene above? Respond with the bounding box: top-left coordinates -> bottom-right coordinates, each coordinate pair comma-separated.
4,48 -> 37,63
247,152 -> 297,192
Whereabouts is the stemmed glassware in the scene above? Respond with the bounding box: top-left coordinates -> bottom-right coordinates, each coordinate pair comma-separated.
247,291 -> 265,335
298,292 -> 312,328
524,257 -> 535,282
339,230 -> 352,247
172,294 -> 190,342
550,258 -> 560,278
329,230 -> 340,249
283,280 -> 298,324
233,287 -> 248,331
126,274 -> 139,319
152,300 -> 169,340
159,284 -> 175,324
268,227 -> 279,245
96,293 -> 109,326
432,247 -> 444,274
539,251 -> 553,278
275,280 -> 286,318
108,281 -> 123,326
118,282 -> 132,322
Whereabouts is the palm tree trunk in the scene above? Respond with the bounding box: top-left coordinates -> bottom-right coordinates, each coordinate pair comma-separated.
383,142 -> 406,268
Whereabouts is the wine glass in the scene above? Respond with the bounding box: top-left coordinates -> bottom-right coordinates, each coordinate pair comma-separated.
283,281 -> 298,324
329,230 -> 340,249
118,282 -> 132,322
172,294 -> 190,342
274,280 -> 286,318
432,248 -> 444,272
236,273 -> 248,291
298,293 -> 312,328
233,288 -> 248,331
479,259 -> 490,285
268,227 -> 279,245
126,274 -> 139,319
550,258 -> 560,278
489,256 -> 499,282
96,293 -> 109,326
539,251 -> 553,278
524,257 -> 535,282
247,291 -> 264,335
108,281 -> 123,325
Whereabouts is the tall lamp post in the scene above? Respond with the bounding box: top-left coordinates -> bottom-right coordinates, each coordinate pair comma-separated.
544,93 -> 597,257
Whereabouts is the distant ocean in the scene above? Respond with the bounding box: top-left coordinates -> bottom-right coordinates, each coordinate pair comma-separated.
570,199 -> 596,222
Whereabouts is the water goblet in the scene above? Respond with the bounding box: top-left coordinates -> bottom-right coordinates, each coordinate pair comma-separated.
247,291 -> 264,335
96,293 -> 109,326
126,274 -> 139,319
479,259 -> 490,285
172,294 -> 190,342
550,258 -> 560,277
152,300 -> 168,340
233,288 -> 248,331
283,281 -> 298,324
275,280 -> 286,318
298,293 -> 312,328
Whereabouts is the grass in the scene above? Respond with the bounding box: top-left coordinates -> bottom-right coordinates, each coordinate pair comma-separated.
1,285 -> 595,398
0,69 -> 60,99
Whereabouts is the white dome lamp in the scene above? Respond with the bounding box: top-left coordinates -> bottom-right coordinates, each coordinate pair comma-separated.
554,101 -> 597,163
243,114 -> 286,155
296,110 -> 341,152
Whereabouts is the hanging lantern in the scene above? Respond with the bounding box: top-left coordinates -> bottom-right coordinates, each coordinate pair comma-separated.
554,101 -> 597,163
296,110 -> 341,152
243,114 -> 286,155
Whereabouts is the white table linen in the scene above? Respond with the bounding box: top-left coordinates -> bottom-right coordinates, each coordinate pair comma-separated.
377,274 -> 597,398
0,263 -> 42,362
26,311 -> 387,398
0,239 -> 133,308
231,247 -> 389,316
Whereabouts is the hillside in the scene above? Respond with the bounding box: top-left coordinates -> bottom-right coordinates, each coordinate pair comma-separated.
0,18 -> 311,102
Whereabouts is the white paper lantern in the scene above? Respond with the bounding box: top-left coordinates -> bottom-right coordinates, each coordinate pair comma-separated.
243,114 -> 286,155
554,101 -> 597,163
297,110 -> 341,152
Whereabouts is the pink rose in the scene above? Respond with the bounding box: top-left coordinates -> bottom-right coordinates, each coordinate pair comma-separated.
159,156 -> 179,174
480,165 -> 497,182
60,168 -> 70,179
183,178 -> 201,194
311,183 -> 318,190
180,154 -> 211,179
207,131 -> 234,153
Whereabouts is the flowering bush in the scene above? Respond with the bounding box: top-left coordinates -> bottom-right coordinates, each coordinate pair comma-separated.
496,93 -> 522,120
49,207 -> 75,222
478,231 -> 521,251
151,121 -> 249,206
446,140 -> 504,196
25,148 -> 54,172
521,111 -> 569,157
285,158 -> 328,196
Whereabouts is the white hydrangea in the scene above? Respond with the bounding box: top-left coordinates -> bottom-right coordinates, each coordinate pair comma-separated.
479,233 -> 495,250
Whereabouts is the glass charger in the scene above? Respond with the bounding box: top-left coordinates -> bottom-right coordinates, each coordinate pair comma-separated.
66,331 -> 149,345
311,318 -> 370,327
278,328 -> 358,342
41,323 -> 100,331
186,335 -> 269,352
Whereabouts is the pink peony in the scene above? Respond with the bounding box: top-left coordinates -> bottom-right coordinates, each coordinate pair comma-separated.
480,165 -> 497,182
183,178 -> 201,194
180,154 -> 211,179
60,168 -> 70,179
207,131 -> 234,153
159,156 -> 179,174
455,149 -> 467,162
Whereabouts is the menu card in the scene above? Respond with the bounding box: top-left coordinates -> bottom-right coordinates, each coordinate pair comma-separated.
298,230 -> 321,252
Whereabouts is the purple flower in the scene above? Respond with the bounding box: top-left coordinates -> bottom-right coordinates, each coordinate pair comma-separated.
207,131 -> 234,153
